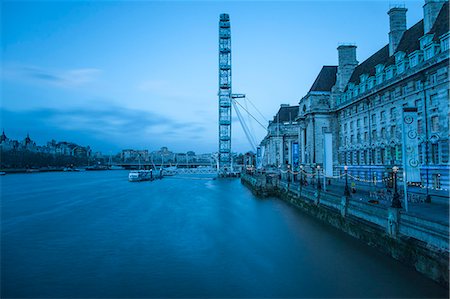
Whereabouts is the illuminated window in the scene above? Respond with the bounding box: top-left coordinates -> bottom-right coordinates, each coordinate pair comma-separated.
431,116 -> 440,131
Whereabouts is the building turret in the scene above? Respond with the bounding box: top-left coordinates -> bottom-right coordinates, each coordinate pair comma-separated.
423,0 -> 446,33
388,6 -> 407,56
1,130 -> 7,143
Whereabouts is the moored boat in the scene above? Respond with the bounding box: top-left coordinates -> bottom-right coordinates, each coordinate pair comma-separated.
128,170 -> 153,182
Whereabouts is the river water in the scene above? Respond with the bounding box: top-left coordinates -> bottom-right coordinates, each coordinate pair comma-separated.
1,171 -> 447,298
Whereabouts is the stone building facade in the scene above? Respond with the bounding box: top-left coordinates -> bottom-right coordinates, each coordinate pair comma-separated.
260,104 -> 299,169
260,0 -> 449,190
334,1 -> 449,189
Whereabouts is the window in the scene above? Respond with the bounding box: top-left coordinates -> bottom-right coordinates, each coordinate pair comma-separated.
415,99 -> 423,111
415,80 -> 423,90
411,54 -> 418,67
386,68 -> 394,80
419,144 -> 423,164
371,114 -> 376,124
441,36 -> 449,52
371,149 -> 376,164
381,128 -> 386,139
376,74 -> 384,85
357,119 -> 361,127
380,111 -> 386,121
424,46 -> 434,60
431,143 -> 439,164
364,116 -> 368,126
390,107 -> 397,119
431,116 -> 440,131
350,121 -> 354,131
364,132 -> 368,141
390,125 -> 396,138
429,73 -> 437,84
396,144 -> 402,161
417,119 -> 423,135
390,146 -> 396,163
372,130 -> 377,140
402,85 -> 408,95
380,148 -> 385,164
350,135 -> 354,143
441,141 -> 449,163
430,94 -> 437,106
357,133 -> 361,143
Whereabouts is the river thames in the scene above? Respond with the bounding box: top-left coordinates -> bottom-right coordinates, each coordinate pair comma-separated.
1,171 -> 447,298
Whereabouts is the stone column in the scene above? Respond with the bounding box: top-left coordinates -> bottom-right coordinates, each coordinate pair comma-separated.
300,129 -> 306,163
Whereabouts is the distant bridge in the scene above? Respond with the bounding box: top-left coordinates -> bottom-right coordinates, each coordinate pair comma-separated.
117,162 -> 214,169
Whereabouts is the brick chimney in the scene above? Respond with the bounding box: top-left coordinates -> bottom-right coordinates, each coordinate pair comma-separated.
388,7 -> 407,56
335,45 -> 358,91
423,0 -> 446,33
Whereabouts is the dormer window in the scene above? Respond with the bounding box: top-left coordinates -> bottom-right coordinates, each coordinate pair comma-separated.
375,64 -> 385,74
424,44 -> 437,60
367,77 -> 375,89
420,34 -> 434,50
395,51 -> 405,63
360,83 -> 366,93
440,33 -> 449,52
385,65 -> 396,80
408,50 -> 423,68
359,74 -> 369,83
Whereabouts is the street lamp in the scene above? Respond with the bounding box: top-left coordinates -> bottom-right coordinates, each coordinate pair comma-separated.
299,165 -> 304,184
344,165 -> 350,197
287,164 -> 291,183
317,165 -> 321,190
391,166 -> 402,208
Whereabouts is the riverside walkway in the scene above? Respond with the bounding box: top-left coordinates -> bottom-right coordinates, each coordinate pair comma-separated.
248,171 -> 449,226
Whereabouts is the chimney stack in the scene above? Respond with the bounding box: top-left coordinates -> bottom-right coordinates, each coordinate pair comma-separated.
423,0 -> 445,33
388,7 -> 407,56
335,45 -> 358,91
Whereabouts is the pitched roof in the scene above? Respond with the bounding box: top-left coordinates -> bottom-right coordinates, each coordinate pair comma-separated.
309,66 -> 338,92
347,45 -> 390,86
347,2 -> 448,87
272,105 -> 299,123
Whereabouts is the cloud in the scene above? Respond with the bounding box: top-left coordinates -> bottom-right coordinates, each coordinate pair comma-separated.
0,105 -> 215,152
2,65 -> 101,88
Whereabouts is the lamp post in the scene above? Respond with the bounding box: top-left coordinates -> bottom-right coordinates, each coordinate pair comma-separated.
391,166 -> 402,208
344,165 -> 350,197
317,165 -> 321,190
299,165 -> 304,193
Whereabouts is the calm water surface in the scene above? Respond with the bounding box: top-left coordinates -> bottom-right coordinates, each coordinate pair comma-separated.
1,171 -> 447,298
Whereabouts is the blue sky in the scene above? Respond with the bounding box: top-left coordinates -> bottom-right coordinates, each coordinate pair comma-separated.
1,0 -> 423,154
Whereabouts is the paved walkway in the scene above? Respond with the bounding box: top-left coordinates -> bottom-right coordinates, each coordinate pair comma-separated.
268,175 -> 449,225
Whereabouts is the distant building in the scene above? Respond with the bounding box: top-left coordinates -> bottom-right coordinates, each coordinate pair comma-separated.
121,149 -> 149,162
0,131 -> 91,158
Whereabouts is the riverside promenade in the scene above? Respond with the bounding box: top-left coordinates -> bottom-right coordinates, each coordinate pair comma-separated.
241,172 -> 449,287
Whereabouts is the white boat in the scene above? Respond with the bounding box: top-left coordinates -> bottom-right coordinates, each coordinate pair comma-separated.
128,170 -> 153,182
